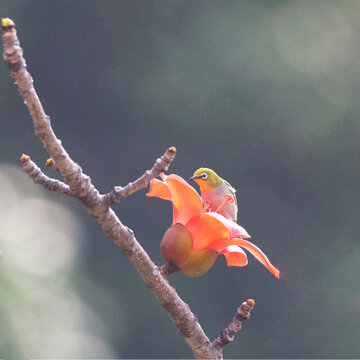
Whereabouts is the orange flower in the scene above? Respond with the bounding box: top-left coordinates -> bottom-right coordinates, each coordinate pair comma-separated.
147,174 -> 279,278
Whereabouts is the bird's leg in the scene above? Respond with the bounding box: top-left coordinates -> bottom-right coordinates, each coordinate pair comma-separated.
202,202 -> 212,213
215,194 -> 235,214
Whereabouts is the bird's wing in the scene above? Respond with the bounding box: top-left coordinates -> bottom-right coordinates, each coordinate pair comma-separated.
224,180 -> 236,194
224,180 -> 237,206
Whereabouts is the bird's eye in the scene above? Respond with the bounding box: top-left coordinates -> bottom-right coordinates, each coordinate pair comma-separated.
201,173 -> 208,180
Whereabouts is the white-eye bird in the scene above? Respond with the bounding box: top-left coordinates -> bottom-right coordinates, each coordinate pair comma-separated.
189,168 -> 238,222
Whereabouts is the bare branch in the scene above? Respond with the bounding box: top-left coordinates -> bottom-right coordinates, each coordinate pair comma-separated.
212,299 -> 255,353
102,146 -> 176,207
20,154 -> 74,196
2,20 -> 100,205
2,19 -> 254,359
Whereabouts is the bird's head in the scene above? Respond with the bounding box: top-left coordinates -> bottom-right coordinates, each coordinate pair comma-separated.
189,168 -> 223,191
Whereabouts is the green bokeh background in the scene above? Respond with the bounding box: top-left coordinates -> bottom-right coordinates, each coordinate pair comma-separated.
1,0 -> 360,358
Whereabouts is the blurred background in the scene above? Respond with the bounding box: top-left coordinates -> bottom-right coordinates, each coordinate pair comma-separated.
1,0 -> 360,358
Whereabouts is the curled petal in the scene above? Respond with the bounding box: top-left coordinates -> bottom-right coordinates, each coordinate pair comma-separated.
219,245 -> 248,267
186,213 -> 230,251
165,175 -> 203,225
234,239 -> 279,278
209,238 -> 280,278
146,178 -> 172,201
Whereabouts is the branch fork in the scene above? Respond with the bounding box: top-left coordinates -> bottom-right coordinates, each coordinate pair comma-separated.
2,18 -> 254,359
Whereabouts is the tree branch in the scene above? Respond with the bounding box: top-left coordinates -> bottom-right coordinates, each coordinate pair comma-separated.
102,146 -> 176,207
212,299 -> 255,353
2,18 -> 253,359
20,154 -> 74,196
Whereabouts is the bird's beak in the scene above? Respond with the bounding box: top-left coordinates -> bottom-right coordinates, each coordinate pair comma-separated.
188,176 -> 200,181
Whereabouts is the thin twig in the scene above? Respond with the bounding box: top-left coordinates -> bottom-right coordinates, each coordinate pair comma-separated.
212,299 -> 255,353
102,146 -> 176,207
20,154 -> 74,196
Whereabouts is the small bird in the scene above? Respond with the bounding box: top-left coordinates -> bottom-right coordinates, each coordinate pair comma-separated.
189,168 -> 238,222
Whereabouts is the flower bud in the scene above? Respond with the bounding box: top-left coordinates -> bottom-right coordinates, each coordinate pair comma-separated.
161,223 -> 217,277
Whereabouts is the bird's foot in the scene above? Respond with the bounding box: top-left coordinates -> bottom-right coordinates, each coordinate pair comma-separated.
202,202 -> 212,213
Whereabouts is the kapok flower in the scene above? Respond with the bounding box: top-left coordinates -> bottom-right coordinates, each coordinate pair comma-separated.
147,174 -> 280,278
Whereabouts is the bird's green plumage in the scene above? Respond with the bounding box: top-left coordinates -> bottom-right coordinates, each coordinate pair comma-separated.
192,168 -> 223,189
191,167 -> 238,222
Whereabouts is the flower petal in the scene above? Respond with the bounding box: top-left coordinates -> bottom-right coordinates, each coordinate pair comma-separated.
185,213 -> 230,251
211,238 -> 279,278
236,239 -> 280,278
186,212 -> 251,252
219,245 -> 248,267
146,178 -> 172,201
165,175 -> 203,225
207,212 -> 251,238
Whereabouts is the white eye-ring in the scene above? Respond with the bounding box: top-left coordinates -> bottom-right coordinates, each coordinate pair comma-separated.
201,173 -> 208,180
